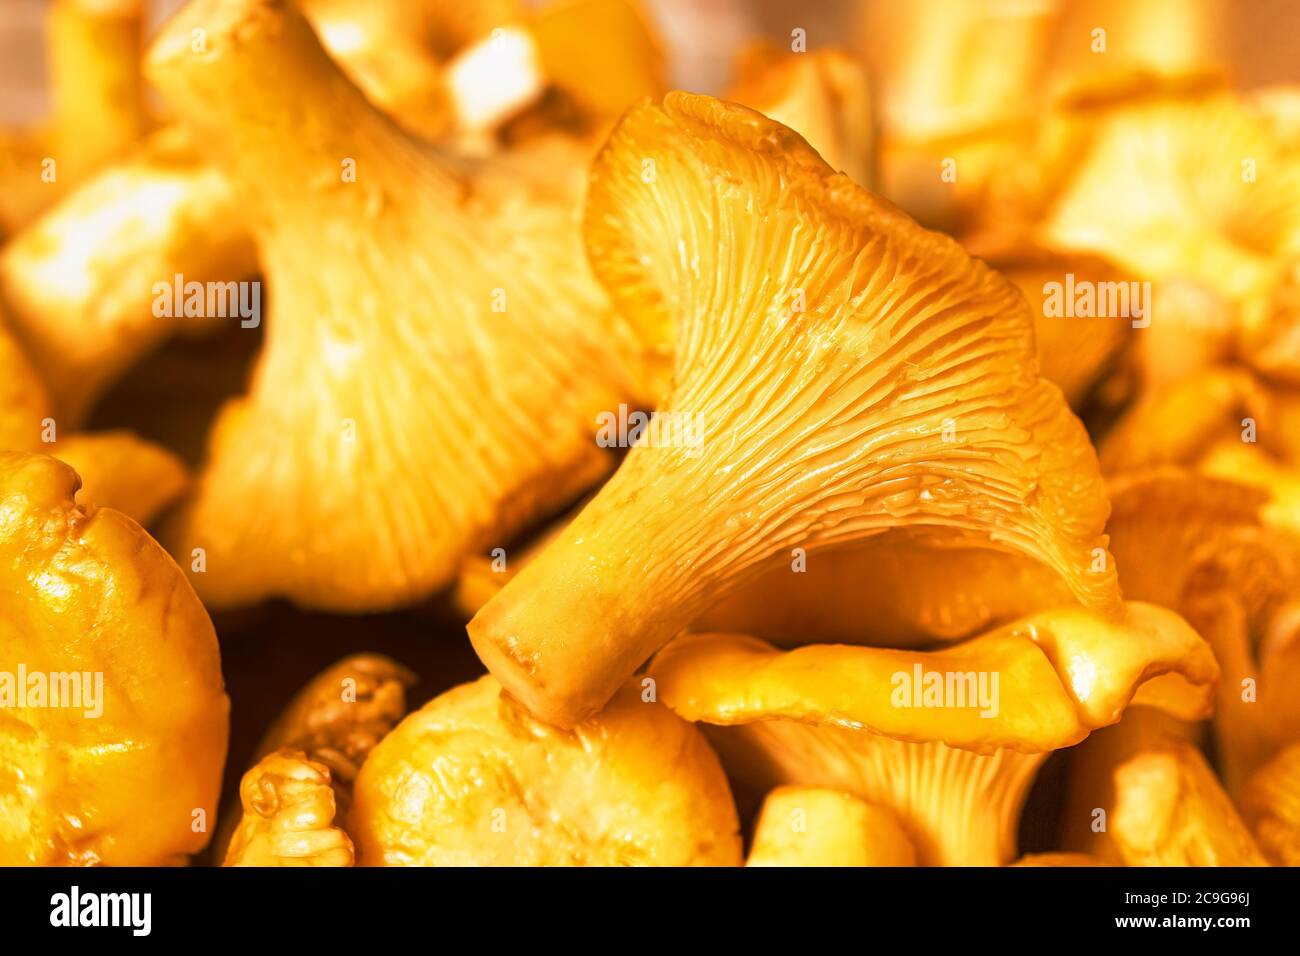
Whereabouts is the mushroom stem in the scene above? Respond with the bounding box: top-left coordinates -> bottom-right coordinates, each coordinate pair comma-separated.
715,722 -> 1042,866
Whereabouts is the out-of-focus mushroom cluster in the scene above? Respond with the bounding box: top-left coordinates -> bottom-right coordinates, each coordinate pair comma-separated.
0,0 -> 1297,867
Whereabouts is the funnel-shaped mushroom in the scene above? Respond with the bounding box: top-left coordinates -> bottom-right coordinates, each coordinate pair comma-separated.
1111,743 -> 1267,866
0,452 -> 228,865
746,786 -> 915,867
471,92 -> 1120,727
349,676 -> 741,866
1239,743 -> 1300,866
145,0 -> 635,611
648,603 -> 1215,865
220,654 -> 413,866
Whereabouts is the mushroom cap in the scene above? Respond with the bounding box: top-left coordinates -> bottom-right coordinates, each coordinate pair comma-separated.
349,675 -> 742,866
651,603 -> 1216,754
0,452 -> 228,865
473,91 -> 1120,727
147,0 -> 633,611
746,786 -> 914,867
1036,92 -> 1300,303
224,750 -> 354,867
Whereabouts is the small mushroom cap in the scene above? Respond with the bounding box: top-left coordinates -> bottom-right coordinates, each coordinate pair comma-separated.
224,750 -> 354,867
349,675 -> 742,866
0,452 -> 228,865
747,786 -> 915,867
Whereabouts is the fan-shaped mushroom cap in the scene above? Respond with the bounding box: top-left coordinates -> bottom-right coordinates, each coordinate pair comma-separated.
146,0 -> 634,611
647,603 -> 1215,865
0,452 -> 228,865
746,786 -> 914,867
471,92 -> 1120,727
349,676 -> 742,866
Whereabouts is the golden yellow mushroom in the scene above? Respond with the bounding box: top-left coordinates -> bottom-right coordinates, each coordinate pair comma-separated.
1060,705 -> 1199,862
223,751 -> 355,868
1111,743 -> 1267,866
145,0 -> 635,611
746,786 -> 914,867
0,452 -> 228,865
0,127 -> 258,424
471,92 -> 1120,728
994,250 -> 1133,407
864,0 -> 1054,230
1238,743 -> 1300,866
219,654 -> 415,867
648,603 -> 1216,866
349,676 -> 742,866
727,42 -> 874,189
1035,91 -> 1300,306
1104,469 -> 1300,793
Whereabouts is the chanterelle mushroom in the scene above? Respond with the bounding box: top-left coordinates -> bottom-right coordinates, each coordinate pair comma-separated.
145,0 -> 636,611
647,602 -> 1216,866
471,92 -> 1120,727
0,452 -> 229,865
349,676 -> 742,866
220,654 -> 414,866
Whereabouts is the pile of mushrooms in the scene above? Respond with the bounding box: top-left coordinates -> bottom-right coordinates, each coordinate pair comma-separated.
0,0 -> 1298,868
